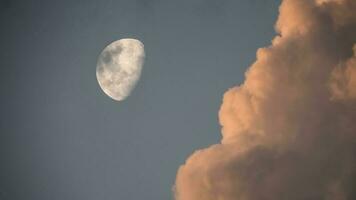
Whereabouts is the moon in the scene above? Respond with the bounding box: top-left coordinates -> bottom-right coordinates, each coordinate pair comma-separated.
96,38 -> 145,101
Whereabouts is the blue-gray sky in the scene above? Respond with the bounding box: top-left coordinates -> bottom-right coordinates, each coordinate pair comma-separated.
0,0 -> 280,199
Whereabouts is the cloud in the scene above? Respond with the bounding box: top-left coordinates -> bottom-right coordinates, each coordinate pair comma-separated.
330,45 -> 356,100
174,0 -> 356,199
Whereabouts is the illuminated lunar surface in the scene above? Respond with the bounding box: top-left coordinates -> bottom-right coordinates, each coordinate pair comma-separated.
96,38 -> 145,101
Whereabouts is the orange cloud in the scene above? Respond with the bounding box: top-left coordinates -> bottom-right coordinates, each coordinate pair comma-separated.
330,45 -> 356,100
174,0 -> 356,199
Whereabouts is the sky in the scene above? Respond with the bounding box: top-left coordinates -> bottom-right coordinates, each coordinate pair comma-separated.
0,0 -> 280,199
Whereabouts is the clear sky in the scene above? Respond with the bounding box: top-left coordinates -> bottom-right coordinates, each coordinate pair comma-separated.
0,0 -> 280,199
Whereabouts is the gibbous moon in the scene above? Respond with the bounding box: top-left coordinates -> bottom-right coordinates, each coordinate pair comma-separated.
96,38 -> 145,101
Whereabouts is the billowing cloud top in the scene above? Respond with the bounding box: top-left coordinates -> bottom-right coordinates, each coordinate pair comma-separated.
174,0 -> 356,199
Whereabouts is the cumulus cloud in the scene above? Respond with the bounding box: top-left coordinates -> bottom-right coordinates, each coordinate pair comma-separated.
330,45 -> 356,100
174,0 -> 356,199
